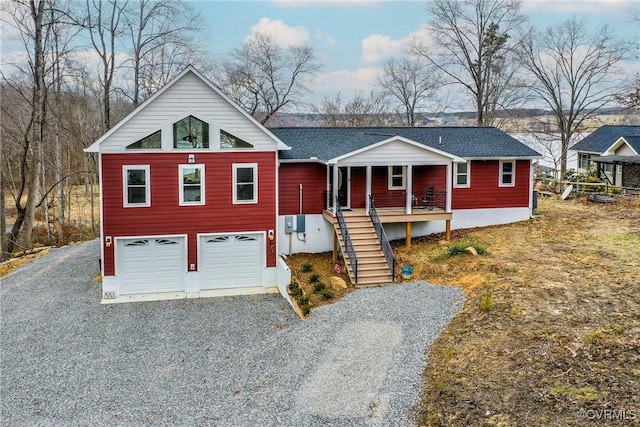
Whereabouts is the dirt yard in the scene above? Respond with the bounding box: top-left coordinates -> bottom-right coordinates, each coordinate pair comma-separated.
286,196 -> 639,425
396,196 -> 639,426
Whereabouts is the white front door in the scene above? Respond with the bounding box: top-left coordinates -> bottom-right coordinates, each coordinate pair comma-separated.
117,237 -> 186,295
199,234 -> 264,289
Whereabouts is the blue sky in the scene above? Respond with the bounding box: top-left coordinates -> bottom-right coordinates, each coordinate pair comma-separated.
193,0 -> 639,108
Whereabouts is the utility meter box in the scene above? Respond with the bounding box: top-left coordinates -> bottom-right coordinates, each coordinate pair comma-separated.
285,216 -> 294,234
296,215 -> 306,232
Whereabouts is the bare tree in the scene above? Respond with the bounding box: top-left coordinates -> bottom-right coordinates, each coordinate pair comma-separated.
215,32 -> 321,125
377,56 -> 441,127
517,17 -> 629,175
313,91 -> 391,127
410,0 -> 527,126
82,0 -> 128,132
122,0 -> 203,106
615,73 -> 640,111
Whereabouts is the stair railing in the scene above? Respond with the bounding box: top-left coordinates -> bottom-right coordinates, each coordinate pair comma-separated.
335,197 -> 357,283
369,195 -> 395,280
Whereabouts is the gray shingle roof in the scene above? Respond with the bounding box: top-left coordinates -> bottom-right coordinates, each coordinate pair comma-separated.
570,125 -> 640,153
270,127 -> 541,161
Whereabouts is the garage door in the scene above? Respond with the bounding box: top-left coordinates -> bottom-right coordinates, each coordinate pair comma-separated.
117,237 -> 186,294
199,234 -> 263,289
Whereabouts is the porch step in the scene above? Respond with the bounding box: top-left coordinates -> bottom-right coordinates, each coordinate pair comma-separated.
333,214 -> 394,286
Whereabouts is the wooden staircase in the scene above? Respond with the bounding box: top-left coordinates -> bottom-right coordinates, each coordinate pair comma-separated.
334,213 -> 394,286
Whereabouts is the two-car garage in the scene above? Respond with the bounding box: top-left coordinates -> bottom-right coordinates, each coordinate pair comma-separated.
115,233 -> 265,297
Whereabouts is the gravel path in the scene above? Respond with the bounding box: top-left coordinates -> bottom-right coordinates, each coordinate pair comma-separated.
1,239 -> 463,426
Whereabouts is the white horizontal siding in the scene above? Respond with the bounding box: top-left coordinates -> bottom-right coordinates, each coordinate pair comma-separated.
616,144 -> 637,156
338,140 -> 451,166
99,72 -> 278,152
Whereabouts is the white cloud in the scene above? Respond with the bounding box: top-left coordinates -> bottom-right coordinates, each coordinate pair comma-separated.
360,27 -> 432,64
521,0 -> 631,14
271,0 -> 382,9
310,67 -> 382,102
314,29 -> 336,47
246,17 -> 310,47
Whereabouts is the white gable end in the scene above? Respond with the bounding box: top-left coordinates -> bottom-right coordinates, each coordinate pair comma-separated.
333,138 -> 461,166
88,70 -> 282,153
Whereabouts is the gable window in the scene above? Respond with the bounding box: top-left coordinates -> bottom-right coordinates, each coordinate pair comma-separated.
388,166 -> 406,190
127,130 -> 161,149
499,160 -> 515,187
221,129 -> 253,149
179,164 -> 205,205
123,165 -> 150,207
173,115 -> 209,149
579,153 -> 591,170
233,163 -> 257,204
454,161 -> 470,188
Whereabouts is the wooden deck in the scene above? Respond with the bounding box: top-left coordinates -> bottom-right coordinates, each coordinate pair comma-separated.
322,207 -> 452,224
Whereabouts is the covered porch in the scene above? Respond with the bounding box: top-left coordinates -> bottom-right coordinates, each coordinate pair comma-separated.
319,134 -> 463,246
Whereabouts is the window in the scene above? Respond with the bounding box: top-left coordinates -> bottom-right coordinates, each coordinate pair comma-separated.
579,153 -> 591,170
127,130 -> 161,149
173,115 -> 209,149
233,164 -> 257,204
179,164 -> 204,205
499,160 -> 515,187
220,129 -> 253,149
388,166 -> 406,190
454,161 -> 470,188
123,165 -> 150,207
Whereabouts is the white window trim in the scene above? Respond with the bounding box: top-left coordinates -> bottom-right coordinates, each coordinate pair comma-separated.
123,165 -> 150,207
233,163 -> 258,204
453,161 -> 471,188
388,165 -> 406,190
179,164 -> 205,206
499,160 -> 516,187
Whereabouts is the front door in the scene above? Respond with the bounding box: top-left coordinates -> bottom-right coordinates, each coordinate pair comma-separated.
337,166 -> 350,208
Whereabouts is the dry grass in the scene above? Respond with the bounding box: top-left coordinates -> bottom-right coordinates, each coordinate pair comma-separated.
285,196 -> 639,424
0,248 -> 50,279
401,196 -> 640,426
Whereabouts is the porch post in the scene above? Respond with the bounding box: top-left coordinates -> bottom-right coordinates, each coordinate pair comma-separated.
332,164 -> 339,215
406,222 -> 412,247
446,162 -> 453,212
365,165 -> 372,215
326,164 -> 331,211
405,164 -> 413,214
333,229 -> 338,262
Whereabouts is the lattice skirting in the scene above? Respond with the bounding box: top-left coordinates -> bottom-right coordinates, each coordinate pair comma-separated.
622,165 -> 640,188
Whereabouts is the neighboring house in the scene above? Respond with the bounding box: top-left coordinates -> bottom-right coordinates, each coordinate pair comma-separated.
570,125 -> 640,189
87,66 -> 541,303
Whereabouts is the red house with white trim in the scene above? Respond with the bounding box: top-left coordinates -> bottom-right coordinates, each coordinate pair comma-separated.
87,67 -> 540,303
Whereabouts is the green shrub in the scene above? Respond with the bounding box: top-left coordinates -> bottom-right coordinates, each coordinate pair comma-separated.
313,282 -> 326,292
479,290 -> 494,312
308,273 -> 321,283
300,303 -> 311,316
320,288 -> 334,299
287,282 -> 302,298
301,262 -> 313,273
445,238 -> 487,257
298,295 -> 310,306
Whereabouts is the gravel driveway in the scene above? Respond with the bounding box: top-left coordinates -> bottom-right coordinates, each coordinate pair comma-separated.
1,239 -> 463,426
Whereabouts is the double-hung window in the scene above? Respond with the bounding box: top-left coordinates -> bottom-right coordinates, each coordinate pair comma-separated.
499,160 -> 515,187
123,165 -> 150,207
179,164 -> 205,205
388,165 -> 406,190
233,163 -> 257,204
454,161 -> 470,188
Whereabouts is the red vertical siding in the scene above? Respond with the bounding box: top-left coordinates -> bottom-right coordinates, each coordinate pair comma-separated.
452,160 -> 530,209
278,163 -> 327,215
101,152 -> 277,275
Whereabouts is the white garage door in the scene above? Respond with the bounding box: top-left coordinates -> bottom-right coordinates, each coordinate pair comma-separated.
117,237 -> 186,295
199,234 -> 263,289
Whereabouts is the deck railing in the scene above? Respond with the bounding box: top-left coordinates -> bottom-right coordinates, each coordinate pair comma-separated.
368,195 -> 395,280
335,197 -> 357,283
